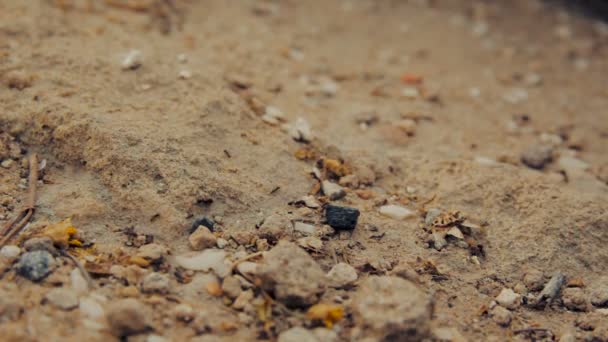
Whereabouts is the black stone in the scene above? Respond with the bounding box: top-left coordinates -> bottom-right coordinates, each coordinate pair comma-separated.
325,205 -> 360,230
190,216 -> 215,233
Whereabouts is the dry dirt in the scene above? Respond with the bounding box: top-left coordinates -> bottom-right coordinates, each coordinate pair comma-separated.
1,0 -> 608,341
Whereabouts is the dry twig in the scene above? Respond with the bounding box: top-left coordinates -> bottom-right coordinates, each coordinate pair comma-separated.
0,154 -> 38,247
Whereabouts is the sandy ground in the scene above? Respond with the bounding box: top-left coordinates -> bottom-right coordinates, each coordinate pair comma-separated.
1,0 -> 608,341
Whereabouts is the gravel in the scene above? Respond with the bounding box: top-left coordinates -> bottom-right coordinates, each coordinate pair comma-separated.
106,298 -> 151,336
15,250 -> 56,282
326,262 -> 358,289
351,276 -> 432,341
325,204 -> 360,230
258,241 -> 326,308
45,288 -> 79,310
521,144 -> 553,170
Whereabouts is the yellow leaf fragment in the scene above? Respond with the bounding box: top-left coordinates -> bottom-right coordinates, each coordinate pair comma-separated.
41,218 -> 79,249
307,303 -> 344,328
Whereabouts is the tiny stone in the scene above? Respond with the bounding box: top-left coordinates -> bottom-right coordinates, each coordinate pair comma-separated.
395,119 -> 417,136
190,216 -> 215,233
140,272 -> 171,294
1,159 -> 13,168
339,176 -> 360,191
0,245 -> 21,259
290,117 -> 313,143
446,226 -> 464,240
189,226 -> 217,251
402,87 -> 420,99
255,238 -> 269,251
352,276 -> 432,340
258,241 -> 326,308
70,268 -> 89,294
16,250 -> 56,282
222,276 -> 242,299
521,144 -> 553,170
147,335 -> 168,342
590,279 -> 608,308
490,306 -> 512,327
559,332 -> 576,342
325,205 -> 360,230
106,298 -> 151,336
321,180 -> 346,200
173,304 -> 195,322
432,231 -> 448,251
45,288 -> 79,310
496,288 -> 521,310
236,261 -> 258,278
136,243 -> 168,263
562,287 -> 589,311
558,156 -> 589,174
174,249 -> 230,277
121,50 -> 143,70
523,269 -> 545,291
79,297 -> 105,319
326,262 -> 358,289
178,69 -> 192,79
300,195 -> 321,208
23,236 -> 57,254
232,289 -> 254,310
297,236 -> 323,251
379,205 -> 415,220
425,208 -> 442,225
278,327 -> 319,342
294,221 -> 316,235
177,53 -> 188,63
503,88 -> 528,104
216,238 -> 228,249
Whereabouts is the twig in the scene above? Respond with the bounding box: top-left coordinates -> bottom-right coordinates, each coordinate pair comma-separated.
60,250 -> 96,289
0,154 -> 38,247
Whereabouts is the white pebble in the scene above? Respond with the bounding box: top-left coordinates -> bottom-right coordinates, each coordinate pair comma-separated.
174,249 -> 230,277
496,288 -> 521,309
289,117 -> 313,142
293,221 -> 316,235
379,205 -> 416,220
177,53 -> 188,63
178,69 -> 192,79
0,245 -> 21,259
503,88 -> 528,104
121,50 -> 143,70
70,268 -> 89,295
401,87 -> 420,99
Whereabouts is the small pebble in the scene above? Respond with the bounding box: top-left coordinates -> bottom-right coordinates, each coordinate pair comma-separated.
174,249 -> 230,277
278,327 -> 319,342
136,243 -> 168,263
503,88 -> 528,104
325,205 -> 360,230
140,272 -> 171,294
1,159 -> 13,168
562,287 -> 589,311
490,306 -> 512,327
16,250 -> 55,282
79,297 -> 105,319
262,106 -> 286,126
321,180 -> 346,200
523,269 -> 545,291
70,268 -> 89,294
23,236 -> 57,254
290,117 -> 313,143
379,205 -> 415,220
521,144 -> 553,170
495,288 -> 521,310
177,53 -> 188,63
0,245 -> 21,259
294,221 -> 316,235
106,298 -> 151,336
232,289 -> 254,310
326,262 -> 358,289
402,87 -> 420,99
222,276 -> 243,299
432,231 -> 447,251
297,236 -> 323,250
446,227 -> 465,240
173,304 -> 195,322
178,69 -> 192,79
45,288 -> 79,310
146,335 -> 168,342
557,156 -> 589,174
189,226 -> 217,251
121,50 -> 143,70
190,216 -> 215,234
424,208 -> 442,225
216,238 -> 228,249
